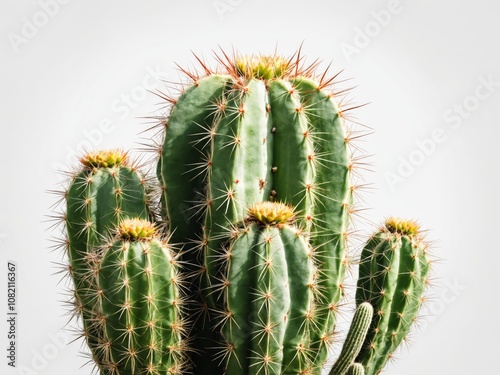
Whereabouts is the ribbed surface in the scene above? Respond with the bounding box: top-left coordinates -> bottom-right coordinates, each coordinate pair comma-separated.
355,231 -> 430,375
221,224 -> 315,375
329,303 -> 373,375
65,164 -> 150,357
157,68 -> 351,373
96,239 -> 183,374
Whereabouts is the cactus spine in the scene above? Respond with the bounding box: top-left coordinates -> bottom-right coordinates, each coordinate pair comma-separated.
64,150 -> 152,356
157,53 -> 353,371
216,202 -> 316,374
355,218 -> 430,375
84,218 -> 186,374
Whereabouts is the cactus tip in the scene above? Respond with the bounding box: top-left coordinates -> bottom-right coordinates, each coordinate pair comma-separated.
117,218 -> 156,241
384,217 -> 420,237
248,201 -> 295,225
80,149 -> 127,168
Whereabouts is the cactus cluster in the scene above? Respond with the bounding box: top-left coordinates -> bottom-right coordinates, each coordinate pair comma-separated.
51,49 -> 433,375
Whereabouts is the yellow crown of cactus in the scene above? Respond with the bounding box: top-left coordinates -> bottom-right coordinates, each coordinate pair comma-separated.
248,201 -> 295,225
80,149 -> 127,168
118,218 -> 156,241
235,55 -> 290,80
384,217 -> 420,236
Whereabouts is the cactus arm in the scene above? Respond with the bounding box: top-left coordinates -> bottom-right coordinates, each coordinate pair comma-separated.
98,232 -> 183,373
356,220 -> 430,375
347,363 -> 365,375
329,302 -> 373,375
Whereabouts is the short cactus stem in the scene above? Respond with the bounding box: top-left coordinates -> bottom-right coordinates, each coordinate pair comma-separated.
347,363 -> 365,375
329,302 -> 373,375
86,220 -> 186,373
215,203 -> 317,374
355,218 -> 431,375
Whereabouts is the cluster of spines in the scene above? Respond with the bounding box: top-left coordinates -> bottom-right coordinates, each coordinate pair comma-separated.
82,218 -> 188,374
355,218 -> 431,375
154,50 -> 368,373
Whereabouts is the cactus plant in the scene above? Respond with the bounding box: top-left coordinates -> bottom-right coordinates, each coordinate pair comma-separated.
156,51 -> 354,372
355,218 -> 431,375
63,150 -> 152,357
84,218 -> 187,374
49,49 -> 436,375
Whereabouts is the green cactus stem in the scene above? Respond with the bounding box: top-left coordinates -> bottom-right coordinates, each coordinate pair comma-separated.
355,218 -> 431,375
216,202 -> 316,374
65,150 -> 152,358
329,302 -> 373,375
88,218 -> 186,374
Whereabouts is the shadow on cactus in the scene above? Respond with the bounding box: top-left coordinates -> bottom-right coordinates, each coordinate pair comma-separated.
49,48 -> 434,375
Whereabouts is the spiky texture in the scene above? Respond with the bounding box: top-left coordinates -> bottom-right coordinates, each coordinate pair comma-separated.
214,205 -> 317,375
64,150 -> 152,358
355,219 -> 430,375
82,219 -> 186,374
156,51 -> 355,372
347,363 -> 365,375
329,302 -> 373,375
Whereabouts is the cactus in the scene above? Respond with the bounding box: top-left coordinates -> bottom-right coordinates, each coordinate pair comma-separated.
63,150 -> 152,356
83,218 -> 187,374
50,49 -> 437,375
346,363 -> 365,375
214,202 -> 317,374
329,302 -> 373,375
156,52 -> 353,371
355,218 -> 431,375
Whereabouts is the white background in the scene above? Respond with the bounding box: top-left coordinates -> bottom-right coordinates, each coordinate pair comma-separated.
1,1 -> 498,374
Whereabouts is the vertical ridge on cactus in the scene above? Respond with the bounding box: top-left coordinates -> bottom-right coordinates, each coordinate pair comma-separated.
329,302 -> 373,375
347,363 -> 365,375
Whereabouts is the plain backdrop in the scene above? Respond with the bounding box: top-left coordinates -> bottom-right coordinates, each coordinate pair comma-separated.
1,1 -> 499,374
